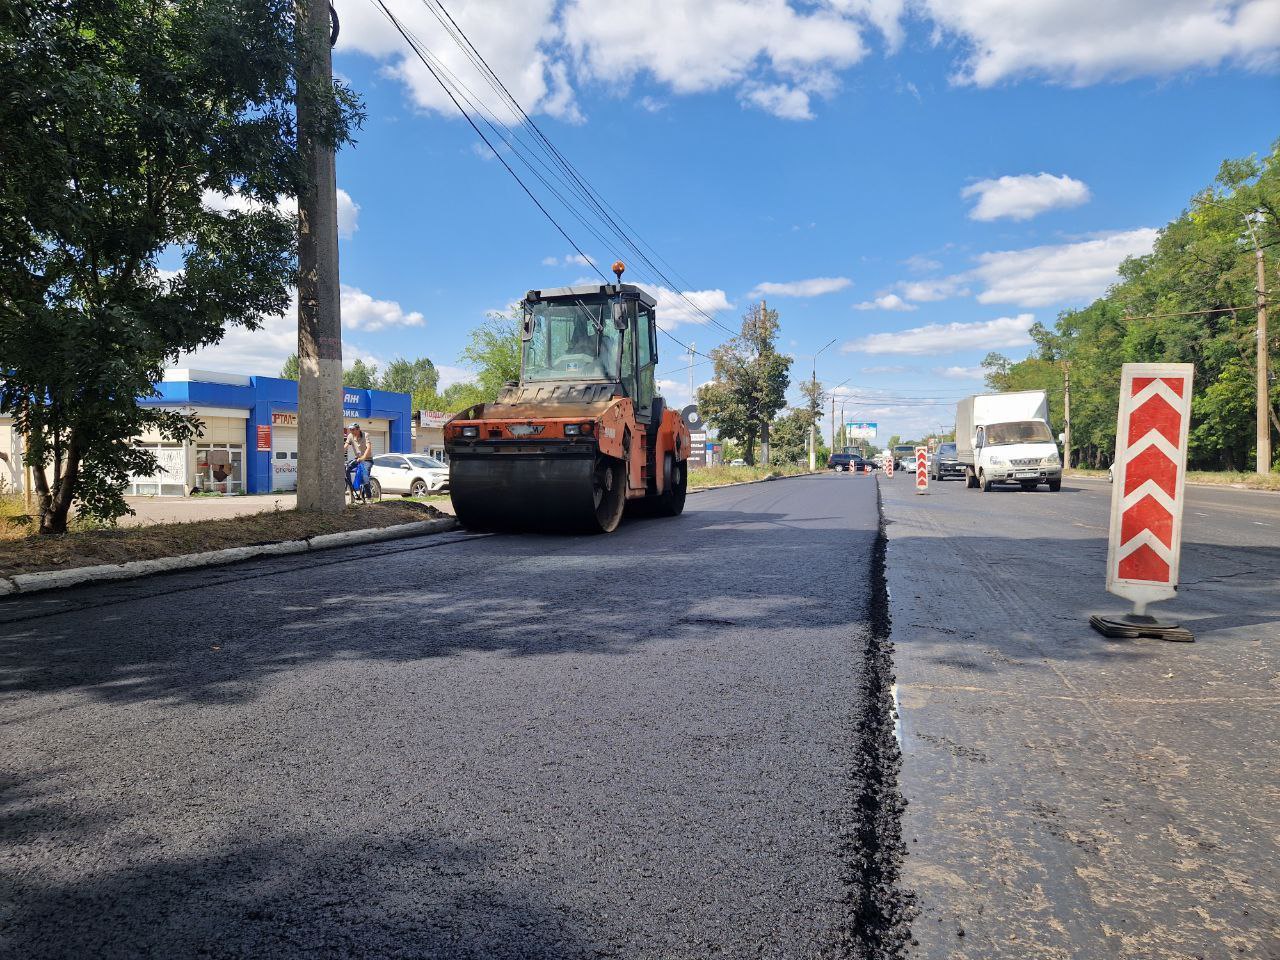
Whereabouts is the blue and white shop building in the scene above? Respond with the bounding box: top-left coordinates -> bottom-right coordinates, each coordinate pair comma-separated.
130,369 -> 412,496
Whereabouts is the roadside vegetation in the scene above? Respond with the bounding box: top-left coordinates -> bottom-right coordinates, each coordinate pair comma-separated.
0,498 -> 444,580
983,142 -> 1279,473
688,463 -> 813,489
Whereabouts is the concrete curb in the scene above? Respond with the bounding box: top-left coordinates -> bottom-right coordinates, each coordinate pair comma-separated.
0,517 -> 458,598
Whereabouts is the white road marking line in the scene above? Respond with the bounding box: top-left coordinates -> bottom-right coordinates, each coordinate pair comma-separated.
1253,521 -> 1271,526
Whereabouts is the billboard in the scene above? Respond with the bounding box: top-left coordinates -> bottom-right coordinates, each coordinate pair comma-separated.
845,421 -> 877,440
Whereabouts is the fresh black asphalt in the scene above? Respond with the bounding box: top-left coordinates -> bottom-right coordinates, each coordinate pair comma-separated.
1,473 -> 889,959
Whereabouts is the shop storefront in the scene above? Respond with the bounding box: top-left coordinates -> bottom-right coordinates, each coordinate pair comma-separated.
412,410 -> 451,461
134,369 -> 413,496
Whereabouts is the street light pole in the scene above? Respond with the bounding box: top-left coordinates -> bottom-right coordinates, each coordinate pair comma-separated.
810,338 -> 837,471
1246,210 -> 1271,475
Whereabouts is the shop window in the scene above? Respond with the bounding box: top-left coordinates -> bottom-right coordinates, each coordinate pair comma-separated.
127,443 -> 187,497
195,443 -> 244,494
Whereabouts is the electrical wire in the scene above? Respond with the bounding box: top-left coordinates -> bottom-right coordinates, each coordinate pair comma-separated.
413,0 -> 742,341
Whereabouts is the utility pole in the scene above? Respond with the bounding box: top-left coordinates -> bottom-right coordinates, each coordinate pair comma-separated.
809,338 -> 837,471
759,299 -> 770,465
295,0 -> 345,513
830,394 -> 836,453
1062,360 -> 1072,469
1246,211 -> 1271,474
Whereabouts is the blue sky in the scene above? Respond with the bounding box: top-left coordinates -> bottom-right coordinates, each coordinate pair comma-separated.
187,0 -> 1280,440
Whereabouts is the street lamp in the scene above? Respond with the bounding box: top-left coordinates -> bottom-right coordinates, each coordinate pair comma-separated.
809,338 -> 837,471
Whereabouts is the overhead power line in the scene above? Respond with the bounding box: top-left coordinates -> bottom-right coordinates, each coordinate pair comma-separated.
373,0 -> 736,354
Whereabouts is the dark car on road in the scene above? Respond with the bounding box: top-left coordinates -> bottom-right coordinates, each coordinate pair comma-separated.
831,451 -> 876,472
929,442 -> 964,481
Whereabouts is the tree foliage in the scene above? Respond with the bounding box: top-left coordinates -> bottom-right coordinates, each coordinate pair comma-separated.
696,303 -> 792,465
0,0 -> 362,532
985,142 -> 1280,471
380,356 -> 438,399
342,358 -> 378,389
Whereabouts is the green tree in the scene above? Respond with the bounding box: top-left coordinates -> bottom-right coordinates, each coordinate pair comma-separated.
460,310 -> 522,399
769,409 -> 812,464
697,303 -> 792,465
987,141 -> 1279,471
0,0 -> 362,533
379,356 -> 439,401
343,358 -> 379,389
281,354 -> 301,380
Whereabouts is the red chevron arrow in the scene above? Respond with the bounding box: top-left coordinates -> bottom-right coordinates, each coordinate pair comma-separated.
1132,375 -> 1187,398
1128,392 -> 1181,447
1118,542 -> 1171,583
1124,445 -> 1178,497
1121,494 -> 1173,548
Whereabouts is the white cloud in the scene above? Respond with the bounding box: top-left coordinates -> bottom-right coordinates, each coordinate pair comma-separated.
437,364 -> 475,389
860,364 -> 908,374
652,286 -> 733,330
842,313 -> 1036,355
922,0 -> 1280,87
542,253 -> 596,268
749,276 -> 853,298
971,227 -> 1158,307
341,285 -> 425,332
895,276 -> 970,302
902,254 -> 942,272
201,188 -> 360,239
560,0 -> 891,120
178,286 -> 424,375
854,293 -> 917,311
739,82 -> 818,120
337,0 -> 583,122
962,172 -> 1090,221
934,365 -> 987,380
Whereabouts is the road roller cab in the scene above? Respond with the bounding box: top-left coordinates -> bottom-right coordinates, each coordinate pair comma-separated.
444,268 -> 691,533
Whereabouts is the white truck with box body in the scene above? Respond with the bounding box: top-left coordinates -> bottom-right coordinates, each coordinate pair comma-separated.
955,390 -> 1062,492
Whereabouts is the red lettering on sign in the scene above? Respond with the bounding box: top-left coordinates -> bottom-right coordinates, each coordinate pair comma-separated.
1118,543 -> 1171,583
1123,445 -> 1178,498
1128,393 -> 1181,447
1121,494 -> 1173,549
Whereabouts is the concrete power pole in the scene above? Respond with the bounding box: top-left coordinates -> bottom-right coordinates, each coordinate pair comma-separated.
1062,360 -> 1072,469
1246,211 -> 1271,475
295,0 -> 346,513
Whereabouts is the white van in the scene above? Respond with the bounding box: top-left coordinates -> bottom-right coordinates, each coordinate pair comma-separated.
956,391 -> 1062,492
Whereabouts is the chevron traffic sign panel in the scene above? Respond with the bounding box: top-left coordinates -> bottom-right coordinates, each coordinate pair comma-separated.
915,446 -> 928,493
1106,363 -> 1194,607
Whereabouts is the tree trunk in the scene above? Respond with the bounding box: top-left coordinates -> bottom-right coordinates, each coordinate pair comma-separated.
37,430 -> 81,535
743,429 -> 757,466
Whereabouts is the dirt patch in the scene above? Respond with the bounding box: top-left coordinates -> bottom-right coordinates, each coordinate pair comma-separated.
0,501 -> 446,579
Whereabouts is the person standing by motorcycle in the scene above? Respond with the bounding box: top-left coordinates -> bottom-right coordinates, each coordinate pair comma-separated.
344,422 -> 373,499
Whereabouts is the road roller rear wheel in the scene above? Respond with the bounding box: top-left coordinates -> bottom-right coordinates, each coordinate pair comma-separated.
655,453 -> 687,516
590,456 -> 626,533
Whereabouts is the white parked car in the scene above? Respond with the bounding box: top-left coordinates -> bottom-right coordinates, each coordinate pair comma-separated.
370,453 -> 450,496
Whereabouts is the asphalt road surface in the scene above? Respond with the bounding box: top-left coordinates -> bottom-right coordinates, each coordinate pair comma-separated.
883,472 -> 1280,959
1,475 -> 894,960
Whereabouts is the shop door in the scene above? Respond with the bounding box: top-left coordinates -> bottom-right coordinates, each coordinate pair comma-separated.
272,427 -> 299,491
370,432 -> 388,456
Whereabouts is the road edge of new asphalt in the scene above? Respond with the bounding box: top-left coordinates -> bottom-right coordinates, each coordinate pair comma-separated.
849,474 -> 919,959
0,518 -> 460,598
0,475 -> 812,599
